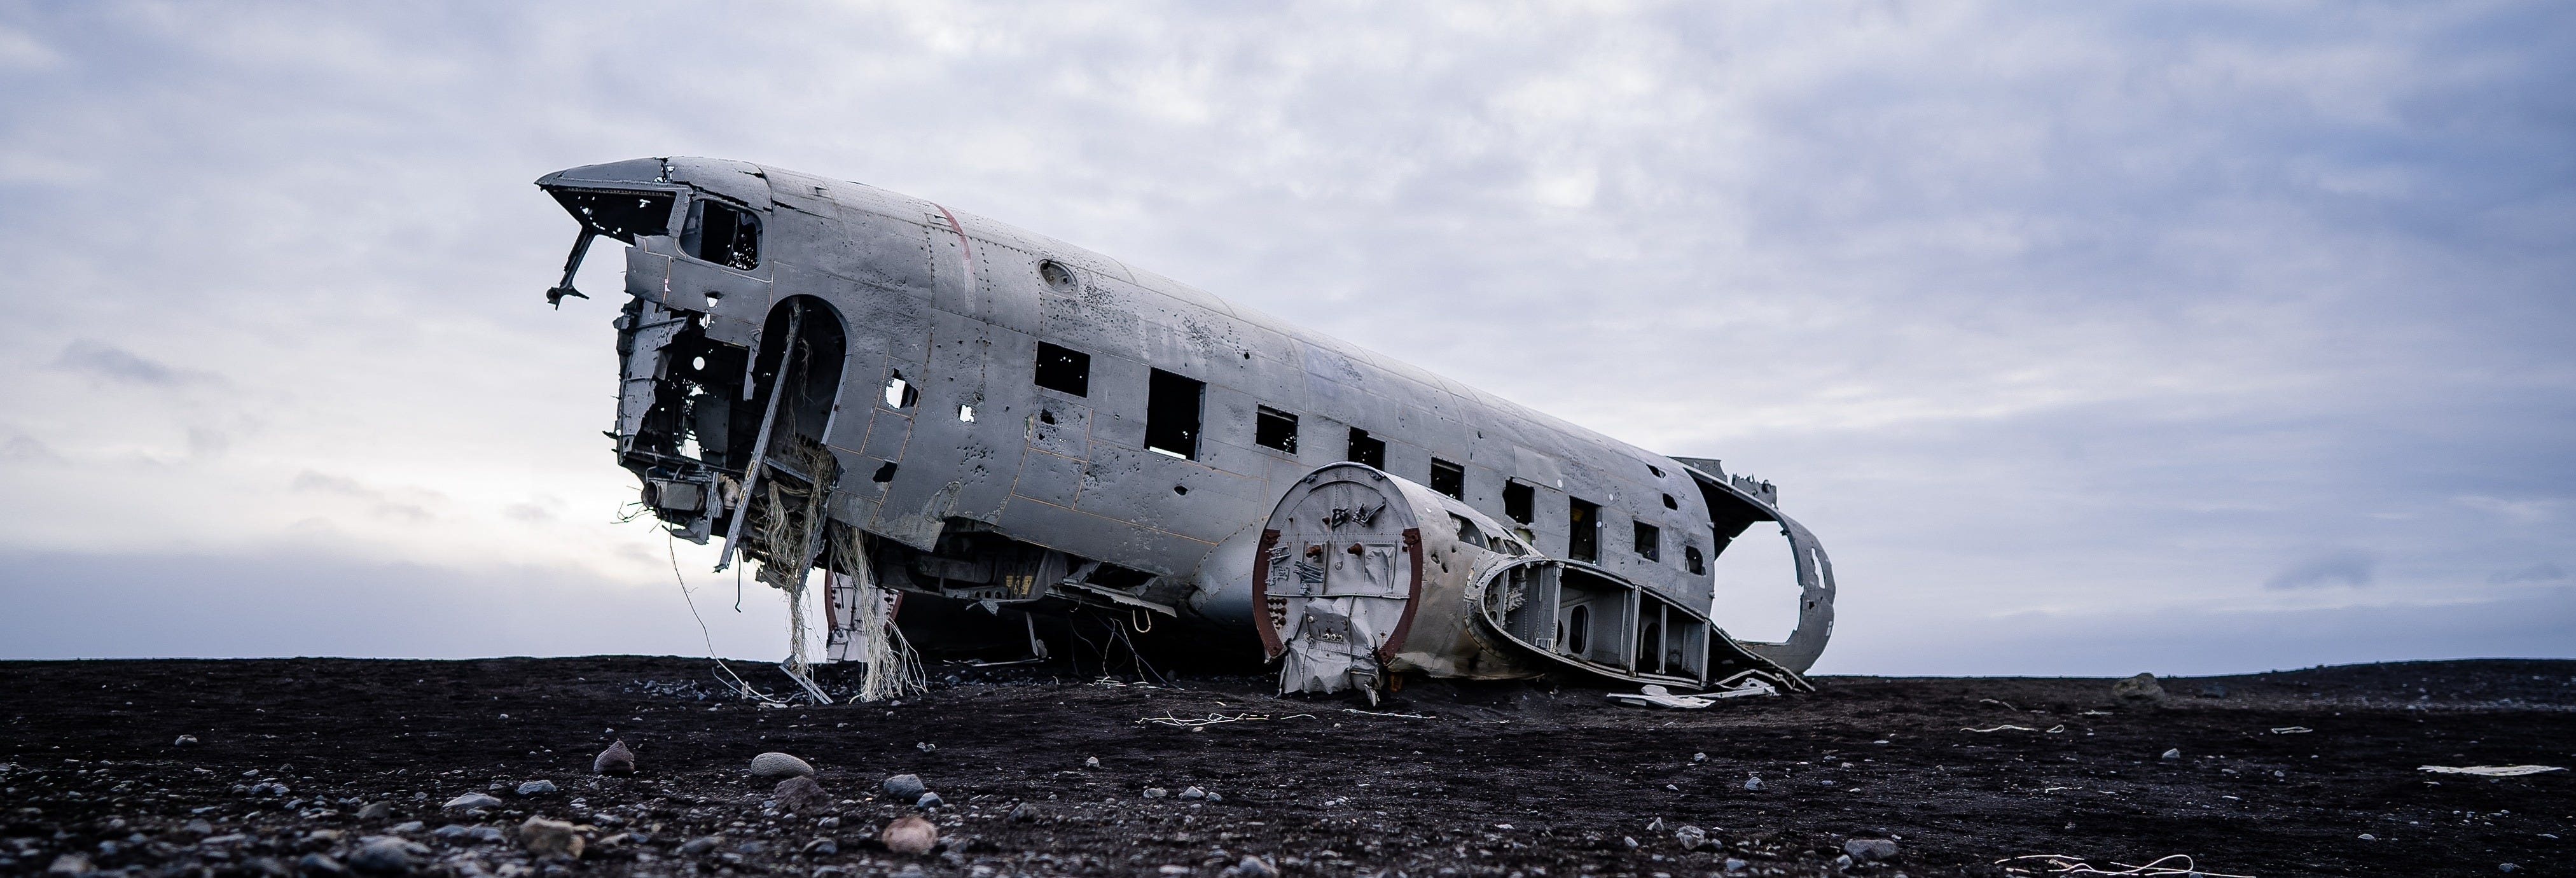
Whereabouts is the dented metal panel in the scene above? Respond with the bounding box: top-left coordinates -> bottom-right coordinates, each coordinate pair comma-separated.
536,156 -> 1841,695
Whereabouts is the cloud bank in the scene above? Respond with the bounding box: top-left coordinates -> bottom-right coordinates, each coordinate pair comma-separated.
0,2 -> 2568,672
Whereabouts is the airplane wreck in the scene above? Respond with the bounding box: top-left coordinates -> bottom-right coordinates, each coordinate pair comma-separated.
536,157 -> 1836,700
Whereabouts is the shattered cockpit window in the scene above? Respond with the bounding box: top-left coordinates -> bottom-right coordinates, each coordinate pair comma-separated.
548,188 -> 674,242
684,199 -> 761,270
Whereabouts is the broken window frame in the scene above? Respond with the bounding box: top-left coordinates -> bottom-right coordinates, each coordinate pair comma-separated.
547,187 -> 677,243
1346,428 -> 1386,469
1255,405 -> 1299,454
1034,342 -> 1090,397
1502,480 -> 1535,524
1684,544 -> 1706,575
1429,458 -> 1465,500
1633,520 -> 1661,561
680,197 -> 762,271
1568,497 -> 1601,562
1144,368 -> 1204,460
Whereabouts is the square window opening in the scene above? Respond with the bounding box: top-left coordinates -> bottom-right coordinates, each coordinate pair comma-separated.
1633,520 -> 1661,561
1568,498 -> 1600,562
1430,458 -> 1465,499
1347,428 -> 1386,469
681,199 -> 761,270
1034,342 -> 1090,397
1145,368 -> 1204,460
1256,405 -> 1299,454
1503,480 -> 1535,524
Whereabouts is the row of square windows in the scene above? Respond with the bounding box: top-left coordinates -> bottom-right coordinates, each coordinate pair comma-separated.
898,341 -> 1711,576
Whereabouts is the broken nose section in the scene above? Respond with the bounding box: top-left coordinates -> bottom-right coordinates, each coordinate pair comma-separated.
535,158 -> 681,308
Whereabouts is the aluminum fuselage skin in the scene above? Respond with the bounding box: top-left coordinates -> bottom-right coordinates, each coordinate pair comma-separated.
538,157 -> 1834,673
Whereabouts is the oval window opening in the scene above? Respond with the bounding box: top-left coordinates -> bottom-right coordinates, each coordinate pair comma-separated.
1038,260 -> 1078,292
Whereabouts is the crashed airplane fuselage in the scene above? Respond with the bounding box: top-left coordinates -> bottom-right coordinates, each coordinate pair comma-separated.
537,157 -> 1836,696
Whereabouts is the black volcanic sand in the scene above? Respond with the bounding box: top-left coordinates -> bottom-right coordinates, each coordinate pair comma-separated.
2,657 -> 2570,877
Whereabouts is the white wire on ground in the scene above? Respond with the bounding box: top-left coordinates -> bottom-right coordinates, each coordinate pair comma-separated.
1993,853 -> 2253,878
669,536 -> 788,706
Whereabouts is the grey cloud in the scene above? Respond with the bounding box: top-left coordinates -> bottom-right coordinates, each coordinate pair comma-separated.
1,430 -> 64,464
0,546 -> 788,660
2266,550 -> 2377,590
290,470 -> 372,498
0,3 -> 2569,671
2491,562 -> 2568,585
50,338 -> 211,386
289,470 -> 440,522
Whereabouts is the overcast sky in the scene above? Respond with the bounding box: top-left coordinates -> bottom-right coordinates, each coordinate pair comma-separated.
2,2 -> 2569,676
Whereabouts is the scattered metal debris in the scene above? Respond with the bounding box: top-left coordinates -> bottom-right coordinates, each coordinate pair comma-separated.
2416,765 -> 2563,776
2270,726 -> 2312,734
1963,725 -> 2041,733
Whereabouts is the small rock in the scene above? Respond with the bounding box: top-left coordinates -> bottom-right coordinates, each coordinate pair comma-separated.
679,836 -> 723,856
593,741 -> 635,776
2499,865 -> 2520,874
515,780 -> 557,797
1743,776 -> 1765,791
915,742 -> 935,752
881,774 -> 928,802
2358,833 -> 2376,841
735,840 -> 769,855
816,816 -> 841,830
1692,752 -> 1707,763
815,868 -> 849,878
750,753 -> 815,780
356,802 -> 393,821
1007,802 -> 1037,822
1221,856 -> 1278,878
1724,858 -> 1747,873
519,816 -> 584,860
1833,854 -> 1853,869
297,853 -> 349,877
1844,839 -> 1898,862
914,791 -> 944,810
773,776 -> 829,811
880,815 -> 938,855
174,735 -> 200,748
432,825 -> 471,841
183,818 -> 216,836
1179,786 -> 1208,800
2161,749 -> 2181,761
467,827 -> 504,844
1674,825 -> 1710,851
895,866 -> 928,878
2198,684 -> 2229,699
347,837 -> 426,874
2112,672 -> 2167,707
1623,836 -> 1639,849
1142,788 -> 1168,799
801,838 -> 837,856
1084,756 -> 1100,769
441,793 -> 503,813
1206,790 -> 1224,802
46,853 -> 93,875
388,822 -> 424,834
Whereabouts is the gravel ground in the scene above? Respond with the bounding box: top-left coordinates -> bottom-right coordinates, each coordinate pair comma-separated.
2,657 -> 2569,877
